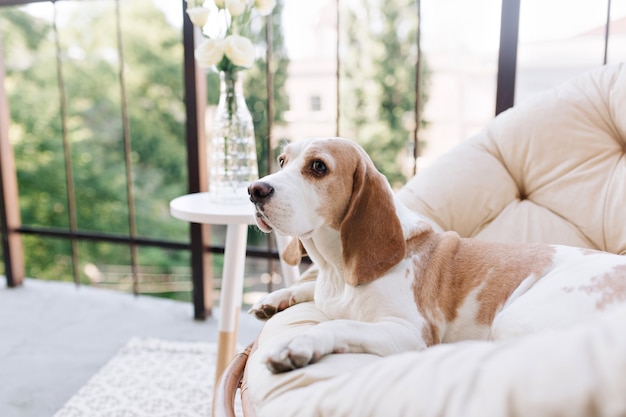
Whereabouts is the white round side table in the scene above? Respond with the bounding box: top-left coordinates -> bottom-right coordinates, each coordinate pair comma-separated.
170,192 -> 299,386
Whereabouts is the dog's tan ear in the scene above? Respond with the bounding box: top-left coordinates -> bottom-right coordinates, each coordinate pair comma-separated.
341,156 -> 406,286
281,237 -> 306,266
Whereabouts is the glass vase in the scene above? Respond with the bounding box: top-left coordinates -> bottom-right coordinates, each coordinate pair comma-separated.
208,70 -> 259,204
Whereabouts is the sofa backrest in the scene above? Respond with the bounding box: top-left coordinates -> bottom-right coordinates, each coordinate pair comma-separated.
398,63 -> 626,255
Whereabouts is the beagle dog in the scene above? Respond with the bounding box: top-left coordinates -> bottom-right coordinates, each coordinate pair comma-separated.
248,137 -> 626,373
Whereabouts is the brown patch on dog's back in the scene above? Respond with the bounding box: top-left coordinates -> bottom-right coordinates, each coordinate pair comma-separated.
410,232 -> 460,327
471,242 -> 556,324
411,232 -> 556,341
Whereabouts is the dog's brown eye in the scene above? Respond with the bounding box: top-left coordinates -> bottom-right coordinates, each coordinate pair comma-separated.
278,156 -> 285,168
311,160 -> 327,175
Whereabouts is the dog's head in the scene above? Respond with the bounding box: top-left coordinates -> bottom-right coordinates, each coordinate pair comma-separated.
248,137 -> 406,285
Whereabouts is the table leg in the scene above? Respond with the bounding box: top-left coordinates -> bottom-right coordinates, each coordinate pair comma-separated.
214,223 -> 248,386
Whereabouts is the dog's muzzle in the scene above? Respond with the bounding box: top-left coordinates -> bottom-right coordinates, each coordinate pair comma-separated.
248,181 -> 275,232
248,181 -> 274,205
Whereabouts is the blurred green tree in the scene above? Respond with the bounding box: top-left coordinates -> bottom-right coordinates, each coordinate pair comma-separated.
1,0 -> 289,285
340,0 -> 427,188
1,1 -> 193,282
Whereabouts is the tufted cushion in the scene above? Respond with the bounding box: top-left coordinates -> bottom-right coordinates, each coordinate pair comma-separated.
398,63 -> 626,253
245,63 -> 626,416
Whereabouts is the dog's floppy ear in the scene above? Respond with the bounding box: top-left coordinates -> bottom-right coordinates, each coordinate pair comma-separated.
341,155 -> 406,286
281,236 -> 306,266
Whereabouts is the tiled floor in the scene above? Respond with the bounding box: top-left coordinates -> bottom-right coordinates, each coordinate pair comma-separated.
0,278 -> 264,417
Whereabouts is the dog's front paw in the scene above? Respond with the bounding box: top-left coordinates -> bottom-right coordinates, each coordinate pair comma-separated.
248,288 -> 296,320
249,282 -> 315,320
265,331 -> 336,373
265,335 -> 322,373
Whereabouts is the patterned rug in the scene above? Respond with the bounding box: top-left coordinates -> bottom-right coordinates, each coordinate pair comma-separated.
54,338 -> 242,417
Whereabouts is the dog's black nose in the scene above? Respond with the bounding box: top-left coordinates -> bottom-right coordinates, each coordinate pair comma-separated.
248,181 -> 274,203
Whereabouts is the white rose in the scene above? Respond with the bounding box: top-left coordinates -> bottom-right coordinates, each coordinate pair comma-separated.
225,0 -> 248,17
186,6 -> 211,27
254,0 -> 275,16
195,38 -> 225,68
224,35 -> 254,68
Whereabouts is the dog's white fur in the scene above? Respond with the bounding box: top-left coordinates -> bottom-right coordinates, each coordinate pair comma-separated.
248,137 -> 626,373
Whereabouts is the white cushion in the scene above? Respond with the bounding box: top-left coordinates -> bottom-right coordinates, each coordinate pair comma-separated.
398,63 -> 626,254
252,304 -> 626,417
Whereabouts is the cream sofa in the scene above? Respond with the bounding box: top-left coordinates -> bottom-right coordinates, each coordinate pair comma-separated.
229,63 -> 626,417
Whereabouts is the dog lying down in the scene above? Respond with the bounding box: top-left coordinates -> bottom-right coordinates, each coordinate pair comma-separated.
247,137 -> 626,374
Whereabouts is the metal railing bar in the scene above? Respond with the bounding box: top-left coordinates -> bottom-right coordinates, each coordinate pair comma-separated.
242,247 -> 281,260
265,14 -> 274,173
114,0 -> 140,295
603,0 -> 612,65
412,0 -> 422,175
335,0 -> 340,137
16,225 -> 189,249
16,224 -> 283,260
264,14 -> 277,292
52,0 -> 81,285
181,0 -> 213,319
495,0 -> 520,115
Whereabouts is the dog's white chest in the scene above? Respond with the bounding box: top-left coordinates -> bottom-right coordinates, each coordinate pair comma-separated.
314,262 -> 427,325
